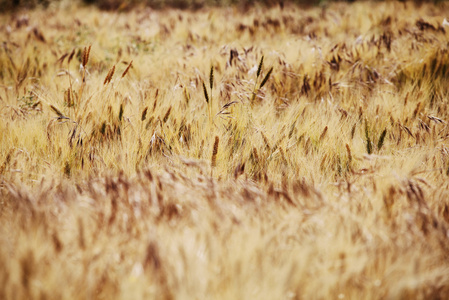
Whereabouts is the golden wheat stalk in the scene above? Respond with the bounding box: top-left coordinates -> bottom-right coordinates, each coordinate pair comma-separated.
67,87 -> 73,107
346,144 -> 352,163
319,126 -> 328,141
141,107 -> 148,121
121,60 -> 133,78
68,48 -> 75,64
209,66 -> 214,90
104,65 -> 115,85
260,131 -> 271,150
257,56 -> 264,78
163,106 -> 172,123
82,45 -> 91,67
202,82 -> 209,103
260,67 -> 273,88
78,45 -> 91,107
50,104 -> 68,120
211,136 -> 219,168
252,147 -> 259,163
279,147 -> 287,164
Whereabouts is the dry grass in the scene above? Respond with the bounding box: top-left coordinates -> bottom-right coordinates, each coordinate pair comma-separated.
1,1 -> 449,299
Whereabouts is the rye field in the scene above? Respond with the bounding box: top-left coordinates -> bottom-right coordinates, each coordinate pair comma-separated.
1,0 -> 449,299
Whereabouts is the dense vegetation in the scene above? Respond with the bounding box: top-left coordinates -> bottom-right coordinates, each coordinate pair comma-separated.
1,1 -> 449,299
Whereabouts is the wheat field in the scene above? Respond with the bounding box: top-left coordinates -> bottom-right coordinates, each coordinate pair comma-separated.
1,1 -> 449,299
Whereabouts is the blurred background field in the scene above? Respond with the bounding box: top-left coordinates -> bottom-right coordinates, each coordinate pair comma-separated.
4,0 -> 318,11
1,0 -> 444,11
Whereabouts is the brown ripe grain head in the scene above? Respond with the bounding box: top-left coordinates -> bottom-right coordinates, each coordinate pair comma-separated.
211,135 -> 219,168
82,44 -> 91,67
104,65 -> 116,85
121,60 -> 133,78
